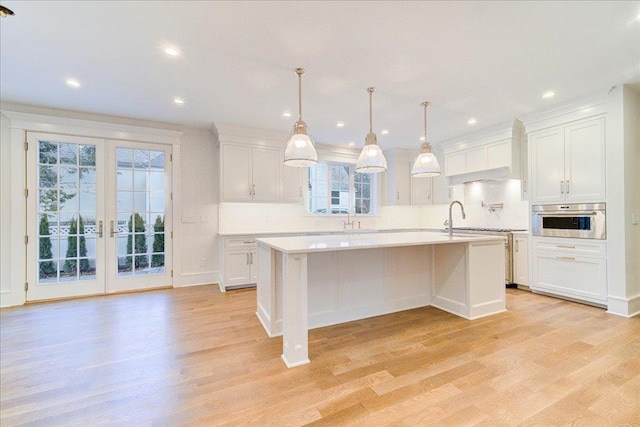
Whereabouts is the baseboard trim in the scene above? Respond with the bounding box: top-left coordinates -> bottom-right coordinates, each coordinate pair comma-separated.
178,271 -> 219,288
607,294 -> 640,318
0,290 -> 12,308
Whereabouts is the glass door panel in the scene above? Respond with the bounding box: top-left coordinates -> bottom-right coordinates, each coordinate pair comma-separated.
27,134 -> 105,301
107,142 -> 171,292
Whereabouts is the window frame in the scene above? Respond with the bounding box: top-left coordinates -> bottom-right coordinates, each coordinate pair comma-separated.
307,161 -> 377,216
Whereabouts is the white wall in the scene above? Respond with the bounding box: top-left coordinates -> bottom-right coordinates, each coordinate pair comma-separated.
623,86 -> 640,307
420,180 -> 528,230
0,112 -> 12,306
179,127 -> 219,286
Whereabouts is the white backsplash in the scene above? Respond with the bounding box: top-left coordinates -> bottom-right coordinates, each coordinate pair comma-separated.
218,203 -> 423,234
219,180 -> 528,234
421,180 -> 529,230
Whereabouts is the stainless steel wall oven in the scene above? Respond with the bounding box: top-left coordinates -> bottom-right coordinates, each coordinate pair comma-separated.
532,203 -> 606,239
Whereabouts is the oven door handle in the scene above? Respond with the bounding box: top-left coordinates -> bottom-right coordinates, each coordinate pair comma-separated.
536,212 -> 598,217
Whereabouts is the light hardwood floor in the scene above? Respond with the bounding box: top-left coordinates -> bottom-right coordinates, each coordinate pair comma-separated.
1,286 -> 639,426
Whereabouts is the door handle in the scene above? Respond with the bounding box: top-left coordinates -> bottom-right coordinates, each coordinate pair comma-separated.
110,220 -> 116,237
98,220 -> 104,238
565,180 -> 570,194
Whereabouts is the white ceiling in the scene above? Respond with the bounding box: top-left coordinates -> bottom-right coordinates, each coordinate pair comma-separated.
1,1 -> 639,149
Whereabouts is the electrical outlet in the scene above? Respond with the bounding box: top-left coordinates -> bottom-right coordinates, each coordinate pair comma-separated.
200,257 -> 207,267
632,213 -> 640,225
200,215 -> 208,223
182,216 -> 197,224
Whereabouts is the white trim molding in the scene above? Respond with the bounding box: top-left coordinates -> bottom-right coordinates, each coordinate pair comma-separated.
178,271 -> 220,288
607,294 -> 640,318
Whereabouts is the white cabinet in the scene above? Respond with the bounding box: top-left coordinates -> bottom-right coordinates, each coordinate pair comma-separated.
221,144 -> 280,202
282,164 -> 304,203
513,235 -> 528,287
411,175 -> 432,205
432,175 -> 464,205
530,117 -> 605,204
531,237 -> 607,305
220,237 -> 258,291
386,161 -> 412,205
441,119 -> 524,185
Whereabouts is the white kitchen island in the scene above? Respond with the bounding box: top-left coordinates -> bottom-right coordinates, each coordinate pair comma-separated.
255,231 -> 506,368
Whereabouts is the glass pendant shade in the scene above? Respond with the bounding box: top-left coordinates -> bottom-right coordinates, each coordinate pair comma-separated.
411,141 -> 441,177
284,67 -> 318,167
284,120 -> 318,167
356,87 -> 387,173
411,101 -> 441,177
356,132 -> 387,173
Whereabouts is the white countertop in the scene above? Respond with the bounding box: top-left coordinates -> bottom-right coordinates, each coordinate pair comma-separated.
218,228 -> 430,237
256,231 -> 506,254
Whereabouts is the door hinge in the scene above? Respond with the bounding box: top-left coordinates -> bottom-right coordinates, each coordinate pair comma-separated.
170,192 -> 173,201
24,235 -> 28,244
24,188 -> 29,198
25,282 -> 29,291
170,231 -> 173,238
171,270 -> 174,277
170,154 -> 173,162
24,141 -> 28,151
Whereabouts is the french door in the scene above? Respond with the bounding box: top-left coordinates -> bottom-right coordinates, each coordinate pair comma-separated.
26,133 -> 172,301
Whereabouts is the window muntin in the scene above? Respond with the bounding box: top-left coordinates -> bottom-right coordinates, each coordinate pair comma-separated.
308,162 -> 376,215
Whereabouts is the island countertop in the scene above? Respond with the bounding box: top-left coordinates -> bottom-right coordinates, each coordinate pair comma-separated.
255,231 -> 506,254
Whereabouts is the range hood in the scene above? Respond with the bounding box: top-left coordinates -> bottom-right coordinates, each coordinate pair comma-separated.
438,119 -> 524,185
447,166 -> 512,186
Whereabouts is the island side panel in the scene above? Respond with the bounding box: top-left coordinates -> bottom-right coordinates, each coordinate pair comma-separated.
468,241 -> 506,319
256,244 -> 277,337
431,243 -> 469,318
281,252 -> 310,368
383,245 -> 432,310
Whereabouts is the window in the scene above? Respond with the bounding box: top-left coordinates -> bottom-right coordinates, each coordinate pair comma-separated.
308,162 -> 376,215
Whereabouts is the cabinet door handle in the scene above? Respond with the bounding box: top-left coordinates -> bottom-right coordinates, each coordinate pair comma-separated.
246,253 -> 249,265
557,256 -> 576,261
557,244 -> 575,249
516,240 -> 519,252
252,184 -> 256,196
560,181 -> 564,194
397,191 -> 400,201
299,186 -> 302,197
566,180 -> 570,194
110,220 -> 116,237
98,220 -> 104,238
250,253 -> 253,264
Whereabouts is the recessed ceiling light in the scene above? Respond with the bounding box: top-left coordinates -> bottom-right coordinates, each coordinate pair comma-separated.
348,141 -> 355,146
381,129 -> 389,135
467,118 -> 477,125
282,111 -> 291,118
164,46 -> 180,57
542,91 -> 555,99
337,122 -> 344,128
173,97 -> 185,105
65,78 -> 81,88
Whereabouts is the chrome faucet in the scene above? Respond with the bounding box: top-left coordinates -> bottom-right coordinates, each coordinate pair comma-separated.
343,209 -> 361,230
448,200 -> 466,237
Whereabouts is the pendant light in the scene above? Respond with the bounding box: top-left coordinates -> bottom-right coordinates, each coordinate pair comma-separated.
284,67 -> 318,167
356,87 -> 387,173
411,101 -> 441,177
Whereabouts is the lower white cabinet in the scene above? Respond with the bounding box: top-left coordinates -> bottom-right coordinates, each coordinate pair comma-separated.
220,237 -> 257,291
513,234 -> 528,287
531,237 -> 607,305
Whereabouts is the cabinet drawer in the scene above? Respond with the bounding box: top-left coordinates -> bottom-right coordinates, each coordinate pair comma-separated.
532,238 -> 606,256
225,238 -> 256,249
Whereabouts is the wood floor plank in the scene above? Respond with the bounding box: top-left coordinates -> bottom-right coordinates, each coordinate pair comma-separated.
1,286 -> 639,425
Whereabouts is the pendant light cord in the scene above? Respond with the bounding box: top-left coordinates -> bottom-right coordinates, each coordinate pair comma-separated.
422,101 -> 429,140
367,87 -> 375,133
295,68 -> 305,122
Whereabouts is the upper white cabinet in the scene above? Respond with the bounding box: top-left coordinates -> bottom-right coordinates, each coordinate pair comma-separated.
440,119 -> 524,185
529,117 -> 605,204
221,144 -> 279,202
383,149 -> 437,206
282,164 -> 304,203
217,124 -> 306,204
